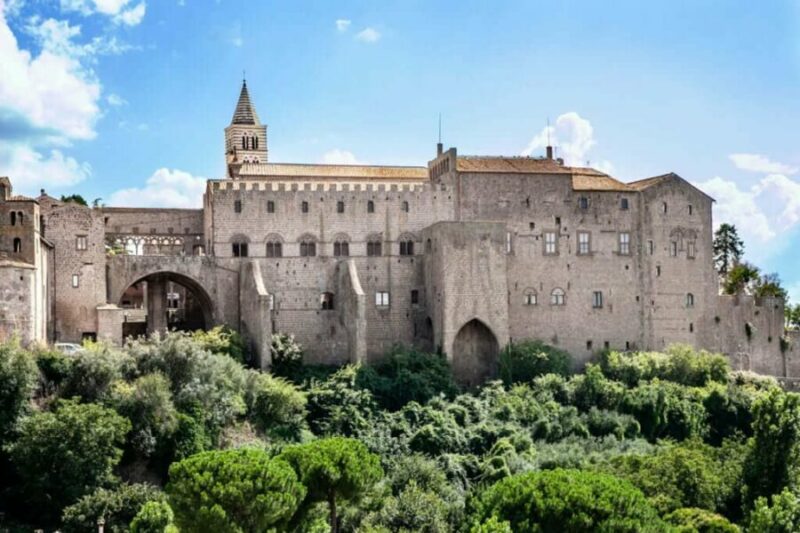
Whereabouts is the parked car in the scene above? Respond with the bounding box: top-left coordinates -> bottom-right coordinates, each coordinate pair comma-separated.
54,342 -> 84,356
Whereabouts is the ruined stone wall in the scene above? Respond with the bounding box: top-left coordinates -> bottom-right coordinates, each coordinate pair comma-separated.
0,263 -> 35,343
238,260 -> 272,368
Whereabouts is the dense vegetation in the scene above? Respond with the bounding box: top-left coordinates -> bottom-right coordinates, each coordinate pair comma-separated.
1,328 -> 799,532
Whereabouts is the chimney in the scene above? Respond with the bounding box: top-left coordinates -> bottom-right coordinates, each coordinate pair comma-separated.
436,143 -> 443,156
546,146 -> 554,160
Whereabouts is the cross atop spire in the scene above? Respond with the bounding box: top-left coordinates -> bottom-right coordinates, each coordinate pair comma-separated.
231,79 -> 260,125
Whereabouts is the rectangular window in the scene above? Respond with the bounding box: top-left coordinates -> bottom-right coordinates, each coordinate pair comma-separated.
656,265 -> 662,277
301,201 -> 309,213
334,242 -> 349,257
71,274 -> 80,288
375,291 -> 390,307
593,291 -> 603,309
367,241 -> 382,257
579,197 -> 589,209
506,232 -> 512,254
410,289 -> 419,305
234,200 -> 242,213
300,242 -> 316,257
544,231 -> 557,255
337,201 -> 345,213
399,241 -> 414,256
687,241 -> 695,259
268,294 -> 274,311
648,240 -> 654,255
76,235 -> 87,251
619,232 -> 630,255
267,200 -> 275,213
620,198 -> 629,210
577,231 -> 590,255
266,242 -> 282,258
232,243 -> 248,257
670,241 -> 678,257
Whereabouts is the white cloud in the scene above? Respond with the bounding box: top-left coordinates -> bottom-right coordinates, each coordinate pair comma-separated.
320,149 -> 364,165
109,168 -> 206,208
335,19 -> 351,32
106,93 -> 126,106
0,143 -> 91,191
521,111 -> 613,172
729,153 -> 798,175
0,6 -> 101,141
60,0 -> 147,26
355,27 -> 380,43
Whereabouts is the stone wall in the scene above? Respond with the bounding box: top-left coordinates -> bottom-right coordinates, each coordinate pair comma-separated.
238,260 -> 272,368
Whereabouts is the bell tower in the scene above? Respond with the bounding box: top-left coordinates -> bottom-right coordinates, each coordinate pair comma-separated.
225,79 -> 268,177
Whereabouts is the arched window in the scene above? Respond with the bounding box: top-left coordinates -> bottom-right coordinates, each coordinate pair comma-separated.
686,293 -> 695,308
551,288 -> 565,306
401,201 -> 409,213
399,237 -> 414,256
252,136 -> 258,150
299,235 -> 317,257
688,204 -> 693,216
367,235 -> 382,257
662,202 -> 668,214
13,238 -> 21,253
17,212 -> 23,225
242,136 -> 247,150
231,234 -> 249,257
321,292 -> 335,310
333,234 -> 349,257
10,211 -> 16,226
266,235 -> 283,258
524,289 -> 537,306
367,200 -> 375,213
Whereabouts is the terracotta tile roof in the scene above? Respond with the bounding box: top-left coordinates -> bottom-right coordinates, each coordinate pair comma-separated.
571,173 -> 633,192
627,173 -> 674,190
238,162 -> 428,180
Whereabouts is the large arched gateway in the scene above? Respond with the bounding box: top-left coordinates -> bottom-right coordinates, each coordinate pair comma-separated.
452,319 -> 499,386
118,271 -> 214,338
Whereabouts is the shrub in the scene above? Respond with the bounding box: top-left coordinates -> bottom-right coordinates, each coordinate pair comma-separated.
244,371 -> 307,440
111,373 -> 178,458
6,400 -> 131,523
362,481 -> 450,533
167,448 -> 305,533
0,340 -> 37,443
61,484 -> 165,533
192,326 -> 247,365
747,488 -> 800,533
130,500 -> 175,533
469,469 -> 666,532
568,364 -> 625,411
599,345 -> 728,388
61,343 -> 134,402
306,365 -> 378,436
269,333 -> 305,377
356,346 -> 459,410
498,340 -> 571,385
664,507 -> 739,533
33,346 -> 72,395
620,380 -> 708,441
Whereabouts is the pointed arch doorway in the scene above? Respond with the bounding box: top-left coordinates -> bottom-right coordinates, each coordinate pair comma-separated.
452,319 -> 499,386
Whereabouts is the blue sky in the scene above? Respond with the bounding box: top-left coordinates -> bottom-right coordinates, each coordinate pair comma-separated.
1,0 -> 800,297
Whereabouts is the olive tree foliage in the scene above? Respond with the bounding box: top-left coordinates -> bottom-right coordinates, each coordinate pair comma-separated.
743,388 -> 800,508
167,448 -> 306,533
278,437 -> 383,533
5,400 -> 131,523
0,340 -> 37,443
469,469 -> 666,532
61,483 -> 165,533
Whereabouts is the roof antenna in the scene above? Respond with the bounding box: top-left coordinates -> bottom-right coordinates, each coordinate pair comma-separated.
436,113 -> 443,156
545,117 -> 554,160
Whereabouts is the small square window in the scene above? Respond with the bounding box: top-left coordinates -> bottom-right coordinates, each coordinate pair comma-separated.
301,201 -> 309,213
334,241 -> 349,257
232,242 -> 248,257
76,235 -> 87,251
402,201 -> 409,212
367,200 -> 375,213
375,291 -> 390,307
337,201 -> 345,213
367,241 -> 382,257
620,198 -> 629,210
234,200 -> 242,213
586,340 -> 593,350
71,274 -> 80,288
524,292 -> 537,305
592,291 -> 603,309
579,197 -> 589,209
410,289 -> 419,305
267,200 -> 275,213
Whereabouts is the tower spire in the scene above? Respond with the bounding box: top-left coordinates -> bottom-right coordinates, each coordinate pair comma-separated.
231,79 -> 259,125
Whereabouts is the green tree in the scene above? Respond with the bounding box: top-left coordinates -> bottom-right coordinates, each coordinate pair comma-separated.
469,469 -> 665,532
356,345 -> 460,410
754,272 -> 788,300
362,481 -> 450,533
167,448 -> 305,533
279,437 -> 383,533
5,400 -> 130,523
748,487 -> 800,533
498,340 -> 571,386
723,262 -> 761,295
62,343 -> 134,402
61,484 -> 165,533
664,507 -> 738,533
111,373 -> 178,458
743,388 -> 800,508
192,326 -> 248,365
130,500 -> 175,533
0,340 -> 37,443
713,223 -> 744,276
60,193 -> 88,205
244,370 -> 307,440
785,304 -> 800,330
